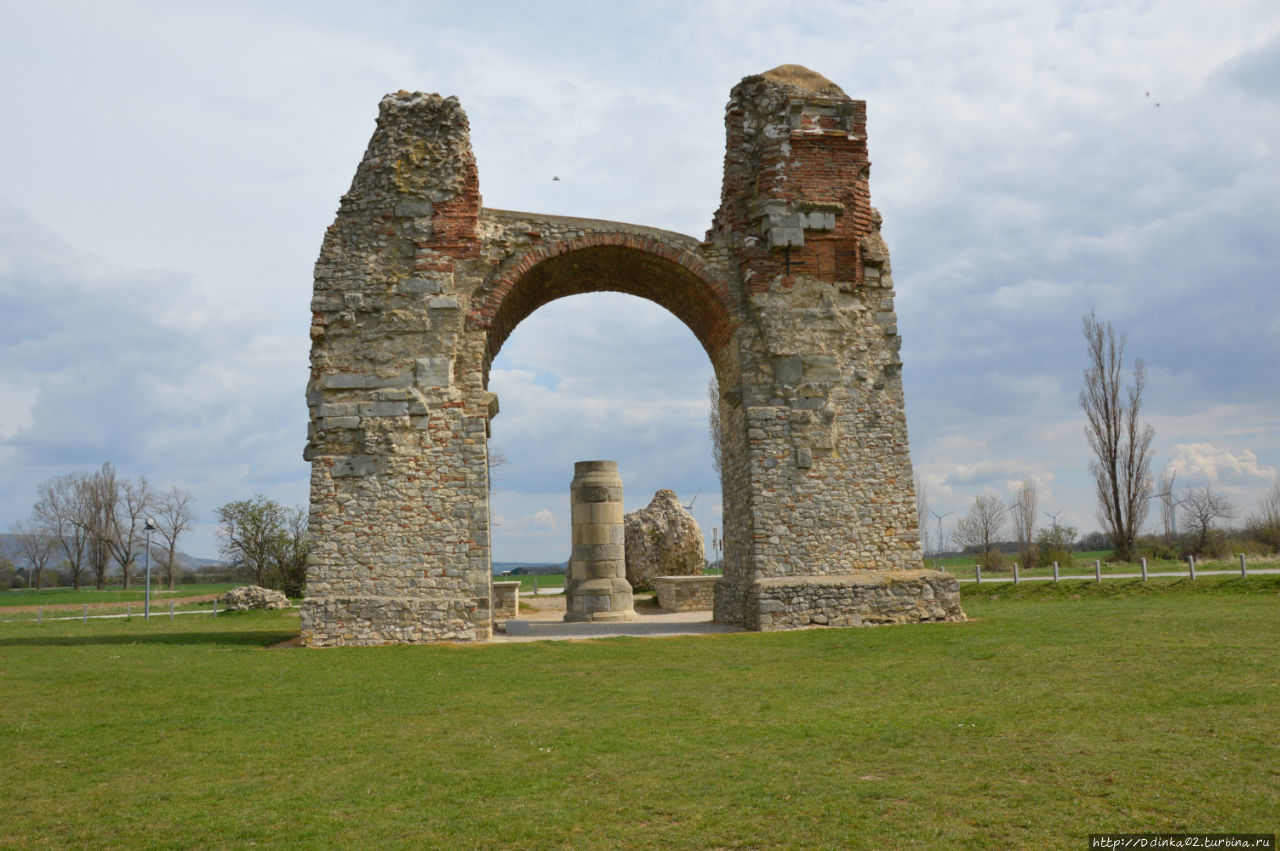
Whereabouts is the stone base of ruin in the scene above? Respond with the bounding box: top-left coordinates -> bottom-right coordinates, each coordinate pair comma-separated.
564,576 -> 638,623
716,569 -> 964,631
564,610 -> 640,623
301,596 -> 493,647
654,575 -> 718,612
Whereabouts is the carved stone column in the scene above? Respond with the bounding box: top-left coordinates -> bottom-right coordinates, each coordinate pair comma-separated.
565,461 -> 636,622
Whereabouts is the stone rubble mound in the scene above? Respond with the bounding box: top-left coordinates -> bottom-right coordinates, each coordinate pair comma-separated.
624,489 -> 706,591
224,585 -> 291,611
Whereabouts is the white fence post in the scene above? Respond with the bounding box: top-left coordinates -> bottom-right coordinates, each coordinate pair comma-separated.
38,606 -> 42,625
975,564 -> 981,584
1053,562 -> 1059,583
126,602 -> 131,619
213,597 -> 218,618
1013,562 -> 1020,584
1240,553 -> 1247,578
170,600 -> 175,620
1095,559 -> 1102,583
1141,557 -> 1148,582
1188,555 -> 1196,580
83,604 -> 88,623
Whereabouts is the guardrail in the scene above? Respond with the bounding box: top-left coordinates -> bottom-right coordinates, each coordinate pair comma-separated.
1,598 -> 223,625
952,554 -> 1275,584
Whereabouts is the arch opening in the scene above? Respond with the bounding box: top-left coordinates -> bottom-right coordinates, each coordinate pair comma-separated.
480,242 -> 740,384
486,292 -> 724,572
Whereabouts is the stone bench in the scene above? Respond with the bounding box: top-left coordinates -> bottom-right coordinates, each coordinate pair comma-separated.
491,581 -> 521,619
653,575 -> 718,612
740,569 -> 965,630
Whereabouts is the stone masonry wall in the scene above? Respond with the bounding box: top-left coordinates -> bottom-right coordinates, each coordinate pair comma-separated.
653,576 -> 718,612
301,66 -> 961,644
746,570 -> 965,630
709,66 -> 924,624
301,93 -> 494,646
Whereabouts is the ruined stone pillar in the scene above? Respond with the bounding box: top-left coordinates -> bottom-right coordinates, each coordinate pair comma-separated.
565,461 -> 636,622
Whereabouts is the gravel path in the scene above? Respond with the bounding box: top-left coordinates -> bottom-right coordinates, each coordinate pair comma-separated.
491,594 -> 742,643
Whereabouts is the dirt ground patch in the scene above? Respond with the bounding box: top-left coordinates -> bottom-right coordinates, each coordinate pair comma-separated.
520,593 -> 663,621
1,594 -> 222,615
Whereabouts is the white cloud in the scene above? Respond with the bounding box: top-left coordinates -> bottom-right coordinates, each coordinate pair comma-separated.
1,0 -> 1277,561
1165,443 -> 1278,485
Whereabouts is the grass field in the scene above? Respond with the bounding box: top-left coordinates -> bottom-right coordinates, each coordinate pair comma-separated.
497,572 -> 565,593
0,583 -> 240,607
1,578 -> 1277,848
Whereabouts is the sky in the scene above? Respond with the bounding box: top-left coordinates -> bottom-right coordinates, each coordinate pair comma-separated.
1,0 -> 1277,564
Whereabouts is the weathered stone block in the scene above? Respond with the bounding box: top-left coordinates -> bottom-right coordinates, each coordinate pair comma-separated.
654,575 -> 718,612
624,489 -> 706,591
400,277 -> 442,293
329,455 -> 377,478
491,581 -> 520,619
415,357 -> 452,388
395,200 -> 434,218
773,355 -> 804,385
320,372 -> 368,389
768,227 -> 804,248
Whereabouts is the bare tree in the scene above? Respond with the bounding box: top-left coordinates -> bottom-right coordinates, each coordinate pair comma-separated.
1179,485 -> 1236,555
100,466 -> 151,590
487,446 -> 509,479
914,473 -> 931,565
11,519 -> 55,589
1260,482 -> 1280,528
707,377 -> 723,477
32,473 -> 90,589
1011,476 -> 1038,569
153,485 -> 196,590
1155,470 -> 1177,545
1079,310 -> 1155,561
80,465 -> 118,589
268,505 -> 310,598
954,494 -> 1008,570
75,464 -> 151,590
1248,481 -> 1280,551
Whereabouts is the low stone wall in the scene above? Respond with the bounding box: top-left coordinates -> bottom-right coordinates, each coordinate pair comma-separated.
653,575 -> 718,612
492,581 -> 520,619
736,570 -> 964,631
301,596 -> 491,646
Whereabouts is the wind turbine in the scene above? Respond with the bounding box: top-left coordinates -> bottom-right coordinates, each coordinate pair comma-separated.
928,509 -> 953,570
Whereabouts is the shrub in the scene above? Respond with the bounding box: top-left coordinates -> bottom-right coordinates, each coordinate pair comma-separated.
1036,524 -> 1078,570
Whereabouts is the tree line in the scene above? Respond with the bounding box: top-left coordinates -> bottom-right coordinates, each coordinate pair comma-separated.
922,310 -> 1279,569
7,464 -> 309,597
10,463 -> 194,590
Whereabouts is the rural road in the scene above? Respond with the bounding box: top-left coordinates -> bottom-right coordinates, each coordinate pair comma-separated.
952,567 -> 1280,583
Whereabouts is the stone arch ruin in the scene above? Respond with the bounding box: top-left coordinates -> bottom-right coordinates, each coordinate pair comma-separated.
301,65 -> 964,645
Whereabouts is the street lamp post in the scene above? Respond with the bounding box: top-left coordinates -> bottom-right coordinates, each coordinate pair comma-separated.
144,517 -> 156,621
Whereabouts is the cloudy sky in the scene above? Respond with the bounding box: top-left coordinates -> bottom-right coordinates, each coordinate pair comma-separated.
2,0 -> 1277,564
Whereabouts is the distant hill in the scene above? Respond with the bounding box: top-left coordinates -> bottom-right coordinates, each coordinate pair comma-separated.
0,533 -> 221,572
491,561 -> 565,575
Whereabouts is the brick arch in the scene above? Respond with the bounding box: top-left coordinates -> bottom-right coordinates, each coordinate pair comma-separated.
469,234 -> 739,376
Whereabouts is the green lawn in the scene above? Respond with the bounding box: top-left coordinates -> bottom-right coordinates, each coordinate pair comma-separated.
496,572 -> 565,593
1,580 -> 1277,848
